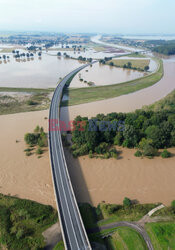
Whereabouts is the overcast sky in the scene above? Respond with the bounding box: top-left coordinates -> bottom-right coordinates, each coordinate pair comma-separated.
0,0 -> 174,34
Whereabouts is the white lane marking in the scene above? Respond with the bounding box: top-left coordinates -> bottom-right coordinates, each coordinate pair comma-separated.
50,106 -> 74,249
50,64 -> 93,249
58,129 -> 88,248
52,96 -> 80,249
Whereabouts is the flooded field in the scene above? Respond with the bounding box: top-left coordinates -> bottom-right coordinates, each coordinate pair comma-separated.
61,59 -> 175,123
48,47 -> 127,59
0,45 -> 151,89
70,63 -> 146,87
0,53 -> 83,88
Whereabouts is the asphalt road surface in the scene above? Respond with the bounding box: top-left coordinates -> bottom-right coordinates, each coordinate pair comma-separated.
88,221 -> 153,250
49,64 -> 92,250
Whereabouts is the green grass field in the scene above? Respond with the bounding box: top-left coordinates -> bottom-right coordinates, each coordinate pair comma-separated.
108,59 -> 150,70
54,241 -> 65,250
78,203 -> 158,229
104,227 -> 147,250
0,193 -> 57,249
89,227 -> 147,250
62,58 -> 163,106
122,52 -> 146,58
0,87 -> 54,93
145,222 -> 175,250
97,203 -> 158,227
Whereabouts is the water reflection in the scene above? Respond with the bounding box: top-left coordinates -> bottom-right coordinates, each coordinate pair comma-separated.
0,53 -> 84,88
70,63 -> 145,87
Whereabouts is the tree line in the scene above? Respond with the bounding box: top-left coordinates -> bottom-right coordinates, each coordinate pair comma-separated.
70,109 -> 175,158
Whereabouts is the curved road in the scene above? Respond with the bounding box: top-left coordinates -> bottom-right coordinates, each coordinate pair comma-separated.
88,221 -> 153,250
49,64 -> 93,250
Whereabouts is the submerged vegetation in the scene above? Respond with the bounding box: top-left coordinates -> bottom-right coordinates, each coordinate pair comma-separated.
62,58 -> 163,106
24,126 -> 48,156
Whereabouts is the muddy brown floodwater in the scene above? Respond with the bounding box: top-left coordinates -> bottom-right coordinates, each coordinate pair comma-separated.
60,59 -> 175,123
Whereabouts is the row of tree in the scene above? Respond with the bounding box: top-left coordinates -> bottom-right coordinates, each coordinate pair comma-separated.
0,55 -> 10,60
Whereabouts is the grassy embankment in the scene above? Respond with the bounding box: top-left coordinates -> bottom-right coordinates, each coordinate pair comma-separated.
107,59 -> 150,71
79,203 -> 158,229
62,58 -> 163,106
144,89 -> 175,112
0,87 -> 54,115
0,193 -> 57,249
79,202 -> 175,249
122,52 -> 146,58
89,227 -> 147,250
146,222 -> 175,249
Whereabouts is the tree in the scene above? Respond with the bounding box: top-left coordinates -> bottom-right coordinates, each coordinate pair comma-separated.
114,132 -> 123,146
161,149 -> 171,158
171,200 -> 175,209
134,150 -> 142,157
36,147 -> 43,155
34,125 -> 40,133
145,125 -> 161,148
139,138 -> 157,157
127,62 -> 132,68
123,124 -> 140,148
144,65 -> 149,71
123,197 -> 132,207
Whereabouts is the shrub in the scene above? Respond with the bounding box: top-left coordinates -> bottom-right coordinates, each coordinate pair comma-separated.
106,204 -> 118,215
161,149 -> 171,158
26,151 -> 32,156
144,65 -> 149,71
34,125 -> 40,133
123,197 -> 132,207
171,200 -> 175,209
134,150 -> 142,157
114,132 -> 123,146
72,144 -> 89,157
89,150 -> 93,158
103,152 -> 110,159
109,148 -> 118,159
36,147 -> 43,155
27,100 -> 37,106
24,133 -> 38,145
95,142 -> 108,154
139,138 -> 157,157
